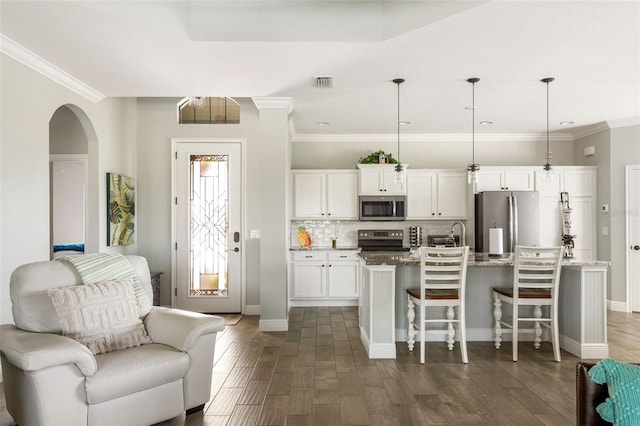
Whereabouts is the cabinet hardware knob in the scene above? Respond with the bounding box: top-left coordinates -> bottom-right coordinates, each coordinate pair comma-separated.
633,245 -> 640,251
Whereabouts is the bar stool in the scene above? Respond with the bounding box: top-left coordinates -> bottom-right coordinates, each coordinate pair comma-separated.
406,246 -> 470,364
492,246 -> 564,362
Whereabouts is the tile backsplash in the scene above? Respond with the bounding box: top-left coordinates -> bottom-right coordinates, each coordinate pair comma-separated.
290,220 -> 468,249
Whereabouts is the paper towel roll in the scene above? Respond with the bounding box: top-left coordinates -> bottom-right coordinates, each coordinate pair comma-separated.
489,228 -> 504,255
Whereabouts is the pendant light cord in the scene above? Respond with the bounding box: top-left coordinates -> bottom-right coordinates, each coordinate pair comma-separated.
392,78 -> 404,167
397,81 -> 401,163
472,81 -> 476,165
546,80 -> 550,162
541,77 -> 554,169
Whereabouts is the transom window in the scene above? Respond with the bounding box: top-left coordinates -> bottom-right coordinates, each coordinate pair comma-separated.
178,97 -> 240,124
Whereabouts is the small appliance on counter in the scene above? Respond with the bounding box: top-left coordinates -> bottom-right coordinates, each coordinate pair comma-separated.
426,234 -> 460,247
357,229 -> 409,252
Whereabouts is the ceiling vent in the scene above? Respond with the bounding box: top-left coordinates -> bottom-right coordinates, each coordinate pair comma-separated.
314,76 -> 334,88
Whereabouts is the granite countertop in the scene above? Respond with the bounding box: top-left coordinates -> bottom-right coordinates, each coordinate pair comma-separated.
290,247 -> 360,251
358,251 -> 610,267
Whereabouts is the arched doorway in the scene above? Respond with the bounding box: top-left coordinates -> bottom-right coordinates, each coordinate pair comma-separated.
49,104 -> 98,257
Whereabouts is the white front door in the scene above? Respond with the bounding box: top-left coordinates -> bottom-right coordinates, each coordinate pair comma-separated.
628,165 -> 640,312
173,141 -> 242,313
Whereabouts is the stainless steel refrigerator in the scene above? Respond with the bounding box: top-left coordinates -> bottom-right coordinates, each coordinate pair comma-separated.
474,191 -> 540,254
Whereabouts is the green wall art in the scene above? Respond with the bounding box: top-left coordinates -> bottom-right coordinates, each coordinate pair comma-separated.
107,172 -> 135,246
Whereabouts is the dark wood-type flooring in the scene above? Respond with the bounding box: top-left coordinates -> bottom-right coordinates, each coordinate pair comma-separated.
1,308 -> 638,425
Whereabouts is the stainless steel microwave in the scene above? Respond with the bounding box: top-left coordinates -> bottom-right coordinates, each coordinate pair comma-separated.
359,195 -> 406,221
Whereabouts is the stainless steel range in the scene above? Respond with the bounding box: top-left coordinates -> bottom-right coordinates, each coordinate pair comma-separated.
357,229 -> 409,252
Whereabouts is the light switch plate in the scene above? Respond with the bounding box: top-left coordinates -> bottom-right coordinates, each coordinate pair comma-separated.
250,230 -> 260,239
602,227 -> 609,236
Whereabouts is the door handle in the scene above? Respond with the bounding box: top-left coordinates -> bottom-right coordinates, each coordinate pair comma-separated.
633,245 -> 640,251
234,232 -> 240,243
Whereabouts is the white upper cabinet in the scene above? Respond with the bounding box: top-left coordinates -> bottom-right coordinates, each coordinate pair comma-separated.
293,172 -> 325,218
535,166 -> 597,260
406,170 -> 467,219
534,167 -> 596,196
292,170 -> 358,220
326,173 -> 359,219
474,167 -> 535,193
357,164 -> 406,195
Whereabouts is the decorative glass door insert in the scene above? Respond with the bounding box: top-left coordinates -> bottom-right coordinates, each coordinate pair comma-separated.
190,154 -> 229,297
174,141 -> 241,313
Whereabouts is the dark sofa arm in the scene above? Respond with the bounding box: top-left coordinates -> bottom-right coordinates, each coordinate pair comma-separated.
575,362 -> 612,426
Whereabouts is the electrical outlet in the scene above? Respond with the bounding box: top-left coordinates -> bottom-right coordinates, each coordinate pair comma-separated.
602,227 -> 609,236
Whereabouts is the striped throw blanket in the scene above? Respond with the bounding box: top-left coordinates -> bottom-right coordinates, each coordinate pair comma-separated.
57,253 -> 151,316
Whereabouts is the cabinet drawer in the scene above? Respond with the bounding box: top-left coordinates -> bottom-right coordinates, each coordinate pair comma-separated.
327,251 -> 360,261
292,251 -> 326,261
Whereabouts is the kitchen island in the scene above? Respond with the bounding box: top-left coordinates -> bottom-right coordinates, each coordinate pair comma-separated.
358,252 -> 610,360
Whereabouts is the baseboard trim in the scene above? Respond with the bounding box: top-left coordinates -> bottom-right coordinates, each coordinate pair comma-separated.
395,328 -> 497,343
394,327 -> 609,359
259,318 -> 288,332
608,300 -> 628,312
244,304 -> 261,315
360,326 -> 396,359
560,335 -> 609,359
288,299 -> 358,307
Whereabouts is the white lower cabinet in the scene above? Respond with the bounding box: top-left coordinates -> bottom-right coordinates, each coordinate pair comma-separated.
290,250 -> 359,306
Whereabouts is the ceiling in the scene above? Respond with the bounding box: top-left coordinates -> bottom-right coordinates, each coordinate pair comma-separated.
1,1 -> 639,138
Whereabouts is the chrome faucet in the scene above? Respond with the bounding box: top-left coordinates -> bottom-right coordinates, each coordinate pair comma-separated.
450,222 -> 466,247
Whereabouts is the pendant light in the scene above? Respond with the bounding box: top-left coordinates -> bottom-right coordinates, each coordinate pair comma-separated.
541,77 -> 555,181
393,78 -> 405,185
466,77 -> 480,184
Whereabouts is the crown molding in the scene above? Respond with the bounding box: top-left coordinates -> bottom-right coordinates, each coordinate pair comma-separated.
570,122 -> 611,140
607,116 -> 640,129
1,34 -> 105,103
291,133 -> 574,143
252,97 -> 294,113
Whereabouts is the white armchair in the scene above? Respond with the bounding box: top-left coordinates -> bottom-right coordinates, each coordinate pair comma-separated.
0,255 -> 225,426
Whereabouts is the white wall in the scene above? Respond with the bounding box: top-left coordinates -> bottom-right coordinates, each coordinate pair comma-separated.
574,130 -> 612,296
291,136 -> 575,169
51,160 -> 86,245
135,98 -> 264,308
609,125 -> 640,303
574,124 -> 640,305
1,54 -> 137,324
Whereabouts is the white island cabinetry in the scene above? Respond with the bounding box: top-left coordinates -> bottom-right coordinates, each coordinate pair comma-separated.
406,170 -> 467,219
359,254 -> 609,360
292,170 -> 358,220
290,250 -> 360,306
